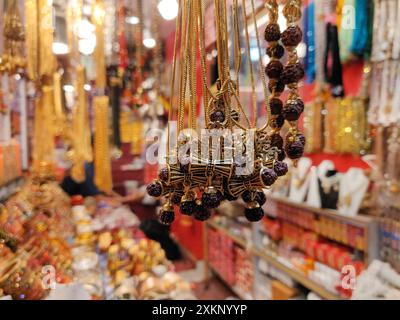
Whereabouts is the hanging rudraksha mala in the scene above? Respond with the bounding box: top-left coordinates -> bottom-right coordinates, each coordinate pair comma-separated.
264,0 -> 287,164
281,0 -> 306,161
147,0 -> 305,225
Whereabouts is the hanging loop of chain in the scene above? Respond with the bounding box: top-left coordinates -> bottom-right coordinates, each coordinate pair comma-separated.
283,0 -> 302,24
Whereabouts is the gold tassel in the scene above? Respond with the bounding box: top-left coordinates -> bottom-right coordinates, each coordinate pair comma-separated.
33,86 -> 55,171
38,0 -> 56,78
93,0 -> 107,89
77,66 -> 93,163
71,66 -> 93,182
53,72 -> 66,136
94,96 -> 113,193
25,0 -> 39,81
67,0 -> 83,63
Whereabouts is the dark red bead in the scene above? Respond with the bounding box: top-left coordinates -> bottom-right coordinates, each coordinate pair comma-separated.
285,141 -> 304,159
264,23 -> 281,42
201,191 -> 222,209
268,80 -> 285,94
281,63 -> 305,85
274,161 -> 288,176
171,191 -> 183,205
269,98 -> 283,115
270,114 -> 285,129
278,149 -> 286,161
281,26 -> 303,47
159,210 -> 175,225
261,168 -> 278,186
282,100 -> 304,121
270,133 -> 284,149
265,60 -> 284,79
210,110 -> 226,123
245,207 -> 265,222
194,204 -> 212,221
158,167 -> 169,182
241,190 -> 254,203
266,44 -> 285,59
180,200 -> 197,216
146,181 -> 163,197
296,133 -> 306,146
255,191 -> 267,206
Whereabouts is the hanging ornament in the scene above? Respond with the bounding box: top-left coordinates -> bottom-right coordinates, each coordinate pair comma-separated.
0,0 -> 26,75
147,0 -> 305,224
70,66 -> 93,183
93,96 -> 113,193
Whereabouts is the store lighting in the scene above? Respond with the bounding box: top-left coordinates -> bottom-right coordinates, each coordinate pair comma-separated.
157,0 -> 178,21
82,4 -> 92,16
63,85 -> 75,93
77,18 -> 95,40
126,16 -> 139,25
297,42 -> 307,59
250,47 -> 259,61
79,36 -> 97,55
143,38 -> 156,49
52,42 -> 69,55
262,54 -> 270,66
93,3 -> 106,24
84,84 -> 92,91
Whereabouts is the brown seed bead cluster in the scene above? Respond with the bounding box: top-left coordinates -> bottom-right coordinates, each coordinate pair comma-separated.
282,0 -> 305,161
264,1 -> 287,164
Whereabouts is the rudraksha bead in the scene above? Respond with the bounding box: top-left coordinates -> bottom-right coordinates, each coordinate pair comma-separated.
270,98 -> 283,115
245,206 -> 265,222
266,44 -> 285,59
265,60 -> 284,79
285,141 -> 305,159
264,23 -> 281,42
274,161 -> 288,176
146,181 -> 163,197
281,26 -> 303,47
282,100 -> 304,121
270,133 -> 284,149
261,168 -> 278,186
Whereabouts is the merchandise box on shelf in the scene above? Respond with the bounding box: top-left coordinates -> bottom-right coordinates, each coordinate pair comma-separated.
0,141 -> 22,188
204,218 -> 342,300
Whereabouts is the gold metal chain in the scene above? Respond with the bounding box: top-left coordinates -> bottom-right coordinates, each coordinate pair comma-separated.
241,0 -> 258,128
177,0 -> 190,135
167,0 -> 183,157
187,0 -> 197,131
250,0 -> 270,129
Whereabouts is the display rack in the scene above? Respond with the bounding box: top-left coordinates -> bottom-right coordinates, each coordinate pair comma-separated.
204,219 -> 341,300
264,195 -> 379,264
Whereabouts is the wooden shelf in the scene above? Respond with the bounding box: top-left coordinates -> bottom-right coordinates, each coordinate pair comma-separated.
266,195 -> 373,228
206,220 -> 342,300
208,264 -> 252,300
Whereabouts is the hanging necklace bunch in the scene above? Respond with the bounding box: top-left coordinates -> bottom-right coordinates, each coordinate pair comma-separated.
147,0 -> 305,225
0,0 -> 26,75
